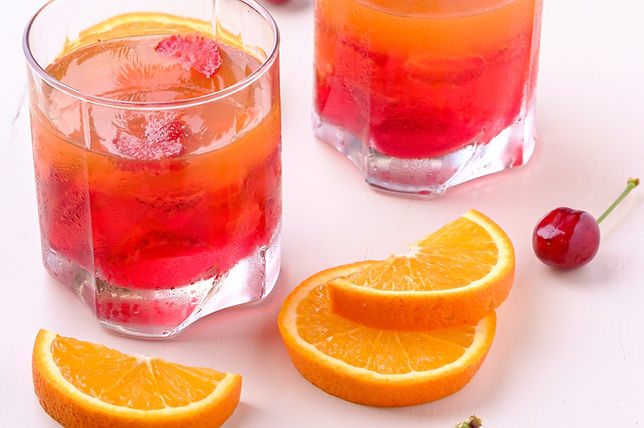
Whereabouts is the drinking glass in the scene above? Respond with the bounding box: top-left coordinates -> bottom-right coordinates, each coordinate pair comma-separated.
314,0 -> 543,195
24,0 -> 281,337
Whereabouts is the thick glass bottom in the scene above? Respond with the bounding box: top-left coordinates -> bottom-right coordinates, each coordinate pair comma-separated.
43,225 -> 281,338
313,107 -> 536,196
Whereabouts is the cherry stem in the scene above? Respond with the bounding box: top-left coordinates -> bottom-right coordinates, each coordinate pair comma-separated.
453,416 -> 482,428
596,178 -> 640,224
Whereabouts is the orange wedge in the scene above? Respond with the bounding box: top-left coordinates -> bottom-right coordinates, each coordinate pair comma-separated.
57,13 -> 212,58
278,263 -> 497,407
32,330 -> 241,428
328,210 -> 515,330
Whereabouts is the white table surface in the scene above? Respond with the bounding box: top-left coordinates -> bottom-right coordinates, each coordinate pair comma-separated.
2,0 -> 644,426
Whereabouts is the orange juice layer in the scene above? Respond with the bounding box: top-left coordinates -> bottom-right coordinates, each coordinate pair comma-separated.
31,14 -> 281,309
314,0 -> 540,158
318,0 -> 534,55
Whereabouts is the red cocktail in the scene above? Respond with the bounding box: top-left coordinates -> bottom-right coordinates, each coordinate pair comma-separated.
25,1 -> 281,337
314,0 -> 543,194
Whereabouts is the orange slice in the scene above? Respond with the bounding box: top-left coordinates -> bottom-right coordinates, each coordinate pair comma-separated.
328,210 -> 515,330
57,13 -> 213,58
32,330 -> 241,428
278,263 -> 497,407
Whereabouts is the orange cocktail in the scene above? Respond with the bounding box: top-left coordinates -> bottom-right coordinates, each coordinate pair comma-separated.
25,1 -> 281,337
314,0 -> 543,194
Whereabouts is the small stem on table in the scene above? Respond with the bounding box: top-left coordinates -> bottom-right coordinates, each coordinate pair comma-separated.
454,415 -> 482,428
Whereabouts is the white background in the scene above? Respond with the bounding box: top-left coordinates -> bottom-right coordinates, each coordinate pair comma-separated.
2,0 -> 644,426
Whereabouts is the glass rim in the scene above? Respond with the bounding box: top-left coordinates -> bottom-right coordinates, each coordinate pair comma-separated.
22,0 -> 280,111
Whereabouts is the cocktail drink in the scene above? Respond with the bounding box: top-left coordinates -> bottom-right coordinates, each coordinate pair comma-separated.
24,0 -> 281,337
314,0 -> 543,194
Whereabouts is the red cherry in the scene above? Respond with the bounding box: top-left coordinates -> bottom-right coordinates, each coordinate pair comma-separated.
532,178 -> 639,270
533,208 -> 600,269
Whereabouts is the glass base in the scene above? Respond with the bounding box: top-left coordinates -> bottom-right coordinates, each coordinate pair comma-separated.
43,226 -> 281,338
313,108 -> 536,196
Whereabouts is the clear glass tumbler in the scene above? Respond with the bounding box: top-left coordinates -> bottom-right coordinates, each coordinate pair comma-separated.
314,0 -> 543,195
24,0 -> 281,337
